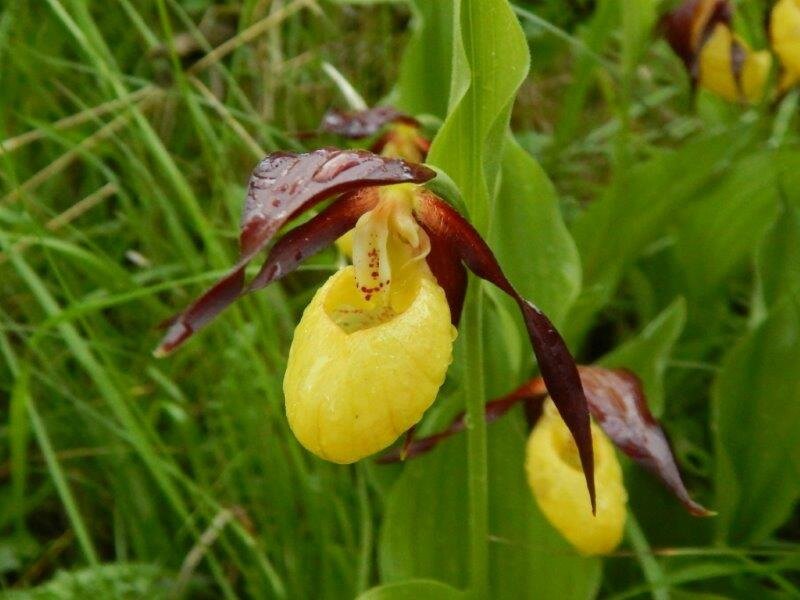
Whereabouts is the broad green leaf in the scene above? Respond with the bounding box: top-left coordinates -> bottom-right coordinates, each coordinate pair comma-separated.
395,1 -> 454,118
356,579 -> 466,600
713,296 -> 800,544
379,440 -> 469,588
491,137 -> 582,326
427,0 -> 529,229
673,152 -> 781,300
599,298 -> 687,416
753,200 -> 800,323
568,125 -> 758,343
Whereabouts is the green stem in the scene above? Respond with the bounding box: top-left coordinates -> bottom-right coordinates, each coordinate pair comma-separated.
463,280 -> 488,598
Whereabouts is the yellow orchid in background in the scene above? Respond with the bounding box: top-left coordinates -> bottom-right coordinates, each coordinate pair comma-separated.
771,0 -> 800,91
526,400 -> 627,555
384,367 -> 712,555
154,148 -> 598,509
697,23 -> 771,103
663,0 -> 771,104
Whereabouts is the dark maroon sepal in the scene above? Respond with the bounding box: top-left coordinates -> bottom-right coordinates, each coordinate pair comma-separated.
661,0 -> 732,82
422,223 -> 467,325
248,189 -> 380,292
578,367 -> 713,517
378,379 -> 543,463
155,149 -> 434,356
321,106 -> 418,139
414,192 -> 596,512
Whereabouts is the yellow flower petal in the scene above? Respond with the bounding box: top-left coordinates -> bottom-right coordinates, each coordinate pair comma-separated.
526,400 -> 627,555
283,266 -> 455,463
335,230 -> 354,259
698,24 -> 740,102
771,0 -> 800,78
741,50 -> 772,103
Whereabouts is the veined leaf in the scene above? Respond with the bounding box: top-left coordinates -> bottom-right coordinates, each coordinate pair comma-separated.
600,298 -> 687,417
713,295 -> 800,544
491,137 -> 582,327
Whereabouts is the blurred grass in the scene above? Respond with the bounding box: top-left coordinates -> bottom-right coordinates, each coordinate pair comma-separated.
1,0 -> 799,598
0,1 -> 408,597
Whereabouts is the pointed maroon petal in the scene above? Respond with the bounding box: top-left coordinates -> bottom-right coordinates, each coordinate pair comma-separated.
248,189 -> 379,292
378,379 -> 547,463
414,192 -> 596,512
155,268 -> 245,356
578,366 -> 713,517
155,150 -> 434,355
422,223 -> 467,325
240,148 -> 434,259
321,106 -> 418,139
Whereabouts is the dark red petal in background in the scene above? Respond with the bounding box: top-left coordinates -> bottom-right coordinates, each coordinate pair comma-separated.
248,189 -> 379,292
321,106 -> 418,139
414,192 -> 596,512
422,223 -> 467,325
578,367 -> 713,517
155,149 -> 434,356
661,0 -> 732,77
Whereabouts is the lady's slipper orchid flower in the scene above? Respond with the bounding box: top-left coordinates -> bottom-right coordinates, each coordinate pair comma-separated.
527,399 -> 626,555
771,0 -> 800,91
383,366 -> 712,555
663,0 -> 771,103
154,149 -> 596,507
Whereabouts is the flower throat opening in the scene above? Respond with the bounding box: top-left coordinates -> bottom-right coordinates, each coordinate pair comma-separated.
324,184 -> 431,334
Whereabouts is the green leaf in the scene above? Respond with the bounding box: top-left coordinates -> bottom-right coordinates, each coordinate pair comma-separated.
356,579 -> 466,600
713,295 -> 800,544
599,298 -> 687,417
568,125 -> 758,342
753,200 -> 800,322
379,440 -> 469,588
673,152 -> 782,300
491,137 -> 582,326
395,1 -> 455,119
427,0 -> 530,230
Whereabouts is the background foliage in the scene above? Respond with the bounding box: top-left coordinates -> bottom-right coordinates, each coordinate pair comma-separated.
1,0 -> 798,598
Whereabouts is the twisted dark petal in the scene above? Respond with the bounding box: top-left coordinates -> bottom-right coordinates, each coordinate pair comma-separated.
156,149 -> 434,355
414,192 -> 596,512
378,378 -> 547,463
321,106 -> 418,139
248,189 -> 380,292
578,367 -> 713,517
661,0 -> 732,80
422,222 -> 467,325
